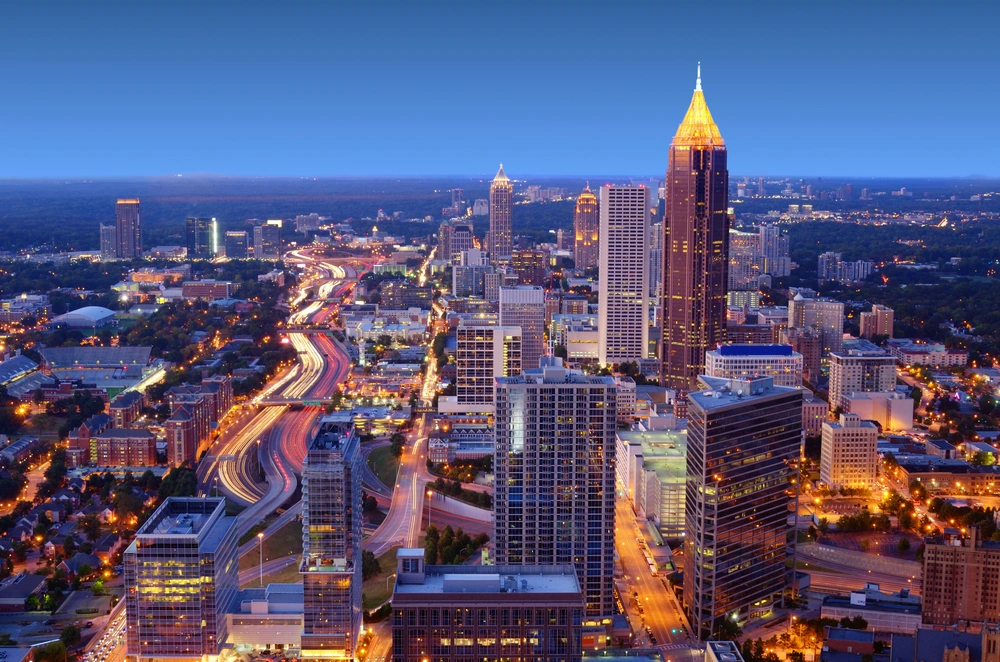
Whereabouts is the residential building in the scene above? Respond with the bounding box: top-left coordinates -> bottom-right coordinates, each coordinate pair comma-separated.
598,185 -> 650,366
661,67 -> 729,390
494,357 -> 617,616
489,164 -> 513,263
390,549 -> 585,662
573,184 -> 599,270
94,430 -> 157,467
922,526 -> 1000,625
886,339 -> 968,368
788,294 -> 845,355
110,390 -> 144,428
499,285 -> 545,373
124,497 -> 239,662
224,230 -> 249,259
802,391 -> 828,436
759,224 -> 790,277
115,198 -> 142,259
649,220 -> 663,299
684,375 -> 802,640
452,248 -> 491,297
186,217 -> 218,259
779,326 -> 823,385
704,343 -> 803,387
100,224 -> 117,260
860,304 -> 894,339
438,219 -> 475,264
728,228 -> 761,293
820,413 -> 878,490
300,415 -> 362,660
165,411 -> 197,467
455,322 -> 521,411
828,344 -> 897,410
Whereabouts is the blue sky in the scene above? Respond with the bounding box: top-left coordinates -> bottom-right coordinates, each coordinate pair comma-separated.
1,0 -> 997,178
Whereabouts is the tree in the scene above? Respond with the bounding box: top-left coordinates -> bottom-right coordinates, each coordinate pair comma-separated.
34,641 -> 67,662
361,550 -> 381,580
390,433 -> 406,459
896,537 -> 911,553
78,514 -> 102,542
91,579 -> 104,596
553,344 -> 567,359
713,615 -> 742,640
60,625 -> 81,648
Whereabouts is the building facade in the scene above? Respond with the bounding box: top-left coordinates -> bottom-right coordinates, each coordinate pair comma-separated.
499,285 -> 545,374
704,343 -> 803,387
186,217 -> 218,259
512,249 -> 547,287
100,224 -> 117,260
922,527 -> 1000,626
116,198 -> 142,259
253,222 -> 281,260
124,497 -> 239,662
300,416 -> 362,660
598,185 -> 650,366
661,68 -> 729,390
455,322 -> 522,410
828,345 -> 898,410
493,358 -> 617,616
684,375 -> 802,641
489,164 -> 513,264
224,230 -> 249,259
820,413 -> 878,490
573,185 -> 599,270
859,304 -> 894,339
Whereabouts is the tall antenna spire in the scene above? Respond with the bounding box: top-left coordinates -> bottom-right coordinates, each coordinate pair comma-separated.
695,62 -> 702,92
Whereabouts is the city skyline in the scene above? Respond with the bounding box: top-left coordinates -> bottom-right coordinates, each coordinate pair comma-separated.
2,2 -> 998,178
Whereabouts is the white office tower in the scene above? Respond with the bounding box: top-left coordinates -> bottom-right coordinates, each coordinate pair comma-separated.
598,184 -> 649,366
300,415 -> 362,660
494,357 -> 617,616
455,321 -> 522,410
788,294 -> 845,355
704,343 -> 804,387
499,285 -> 546,372
821,413 -> 878,490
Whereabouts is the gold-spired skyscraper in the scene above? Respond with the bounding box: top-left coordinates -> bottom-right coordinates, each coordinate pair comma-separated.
489,163 -> 513,264
660,64 -> 729,390
573,183 -> 599,270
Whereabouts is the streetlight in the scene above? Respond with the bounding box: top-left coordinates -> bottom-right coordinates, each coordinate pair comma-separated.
387,572 -> 396,593
426,490 -> 433,530
258,532 -> 265,587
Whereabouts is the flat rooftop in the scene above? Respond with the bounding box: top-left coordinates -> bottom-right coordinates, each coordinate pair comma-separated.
136,497 -> 227,539
395,565 -> 580,596
690,375 -> 800,411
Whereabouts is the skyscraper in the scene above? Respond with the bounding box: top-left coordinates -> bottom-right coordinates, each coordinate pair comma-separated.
649,220 -> 663,299
186,217 -> 217,259
573,184 -> 599,270
598,185 -> 649,366
455,321 -> 521,410
124,497 -> 238,662
300,415 -> 362,660
684,375 -> 802,641
488,164 -> 513,264
100,224 -> 117,260
511,248 -> 547,287
224,230 -> 249,259
494,357 -> 617,616
499,285 -> 545,373
115,198 -> 142,259
253,221 -> 282,260
661,66 -> 729,390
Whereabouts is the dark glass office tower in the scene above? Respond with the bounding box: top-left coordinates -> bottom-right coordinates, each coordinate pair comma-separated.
186,217 -> 217,259
661,66 -> 729,390
115,198 -> 142,259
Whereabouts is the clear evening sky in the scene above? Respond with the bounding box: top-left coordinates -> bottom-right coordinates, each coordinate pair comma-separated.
1,0 -> 997,178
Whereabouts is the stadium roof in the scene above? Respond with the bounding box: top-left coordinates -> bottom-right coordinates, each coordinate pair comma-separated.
40,346 -> 152,368
49,306 -> 116,327
0,355 -> 38,385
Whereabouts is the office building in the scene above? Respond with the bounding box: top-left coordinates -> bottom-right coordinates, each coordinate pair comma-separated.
489,164 -> 513,264
300,415 -> 362,660
438,219 -> 475,264
224,230 -> 249,259
828,344 -> 897,410
922,526 -> 1000,625
182,280 -> 234,300
116,198 -> 142,259
779,326 -> 823,385
380,280 -> 433,310
661,66 -> 729,390
788,294 -> 845,355
843,391 -> 914,431
573,184 -> 599,270
452,249 -> 491,298
484,267 -> 518,303
684,375 -> 802,640
100,224 -> 117,260
704,343 -> 803,387
254,221 -> 282,261
859,304 -> 894,339
499,285 -> 545,373
390,549 -> 585,662
649,220 -> 663,299
186,217 -> 218,259
455,322 -> 521,410
820,413 -> 878,490
512,249 -> 547,287
616,428 -> 688,539
598,185 -> 650,366
124,497 -> 239,662
493,357 -> 617,616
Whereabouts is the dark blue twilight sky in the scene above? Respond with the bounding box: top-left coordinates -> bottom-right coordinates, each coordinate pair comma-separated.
1,0 -> 997,178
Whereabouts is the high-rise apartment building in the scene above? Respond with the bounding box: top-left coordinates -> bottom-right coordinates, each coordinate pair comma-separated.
124,497 -> 238,662
788,294 -> 845,355
597,185 -> 649,366
820,413 -> 878,490
489,164 -> 513,264
100,224 -> 117,260
224,230 -> 249,259
922,527 -> 1000,626
300,415 -> 362,660
779,326 -> 823,385
186,217 -> 218,259
455,322 -> 521,409
253,221 -> 282,260
704,343 -> 803,387
493,357 -> 617,616
684,375 -> 802,641
759,224 -> 790,277
499,285 -> 545,373
573,184 -> 599,270
860,304 -> 894,339
828,344 -> 897,410
115,198 -> 142,259
661,67 -> 729,390
511,249 -> 547,287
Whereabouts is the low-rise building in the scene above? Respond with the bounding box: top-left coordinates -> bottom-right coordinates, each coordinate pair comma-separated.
94,429 -> 157,467
182,279 -> 235,300
886,339 -> 968,368
615,428 -> 687,539
226,584 -> 304,653
820,585 -> 922,634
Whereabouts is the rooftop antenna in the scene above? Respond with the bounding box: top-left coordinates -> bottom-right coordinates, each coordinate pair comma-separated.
695,62 -> 702,92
